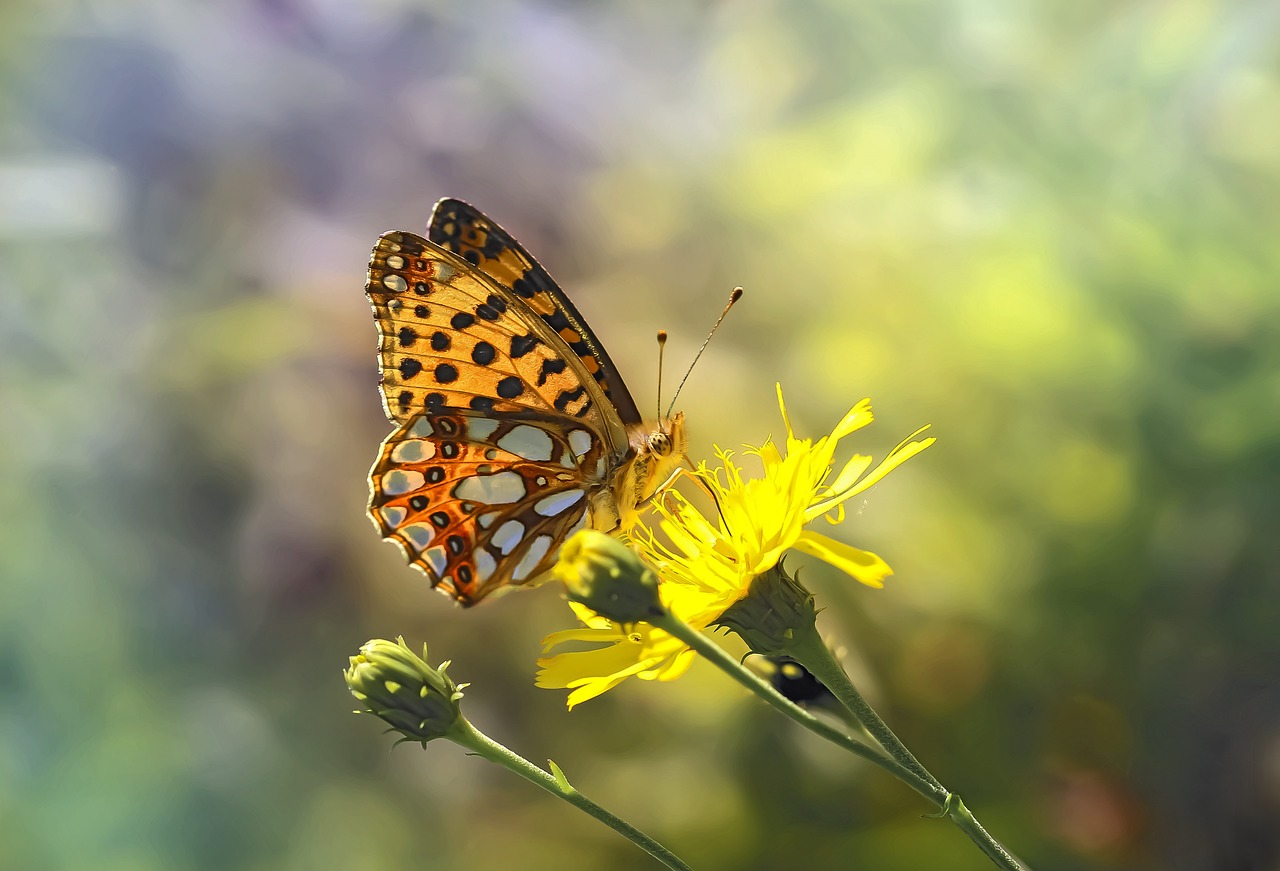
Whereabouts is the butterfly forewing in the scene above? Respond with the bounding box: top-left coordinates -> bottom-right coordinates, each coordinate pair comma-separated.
428,198 -> 643,428
369,409 -> 608,604
367,231 -> 627,449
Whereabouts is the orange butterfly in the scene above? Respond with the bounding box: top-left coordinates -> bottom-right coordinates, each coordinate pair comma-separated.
366,199 -> 688,606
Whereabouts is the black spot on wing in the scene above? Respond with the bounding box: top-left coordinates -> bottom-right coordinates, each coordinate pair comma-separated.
537,358 -> 567,386
510,334 -> 539,358
479,234 -> 507,260
496,376 -> 524,399
554,386 -> 585,412
394,235 -> 424,256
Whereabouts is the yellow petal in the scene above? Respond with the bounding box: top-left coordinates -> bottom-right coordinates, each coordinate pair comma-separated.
851,433 -> 935,494
540,626 -> 619,653
636,646 -> 697,682
830,399 -> 875,440
793,530 -> 893,588
775,383 -> 795,440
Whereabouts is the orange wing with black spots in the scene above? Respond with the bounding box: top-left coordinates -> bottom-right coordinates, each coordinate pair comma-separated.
368,410 -> 610,604
366,231 -> 628,450
364,203 -> 690,607
428,198 -> 643,427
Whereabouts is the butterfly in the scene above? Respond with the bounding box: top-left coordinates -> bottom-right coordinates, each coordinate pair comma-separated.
365,198 -> 688,606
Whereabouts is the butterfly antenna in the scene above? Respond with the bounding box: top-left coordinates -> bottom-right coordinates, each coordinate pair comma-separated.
666,286 -> 743,418
656,330 -> 668,427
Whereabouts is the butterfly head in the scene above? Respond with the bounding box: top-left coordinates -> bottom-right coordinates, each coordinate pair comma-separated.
626,411 -> 688,513
648,411 -> 687,459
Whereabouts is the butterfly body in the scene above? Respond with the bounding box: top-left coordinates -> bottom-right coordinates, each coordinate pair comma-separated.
366,200 -> 686,606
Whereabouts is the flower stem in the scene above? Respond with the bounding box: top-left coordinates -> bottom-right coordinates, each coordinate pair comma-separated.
785,623 -> 943,790
783,625 -> 1026,868
451,719 -> 696,871
651,613 -> 1029,871
648,612 -> 944,802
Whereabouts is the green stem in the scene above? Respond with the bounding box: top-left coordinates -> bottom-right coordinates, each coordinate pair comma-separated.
648,612 -> 945,803
929,794 -> 1027,871
451,719 -> 695,871
653,613 -> 1029,871
784,626 -> 1026,869
786,623 -> 943,791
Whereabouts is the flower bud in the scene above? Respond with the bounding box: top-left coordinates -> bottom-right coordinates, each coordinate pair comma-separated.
714,562 -> 818,655
553,530 -> 664,624
345,637 -> 466,745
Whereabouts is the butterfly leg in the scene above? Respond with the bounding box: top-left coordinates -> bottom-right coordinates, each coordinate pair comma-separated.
638,463 -> 733,535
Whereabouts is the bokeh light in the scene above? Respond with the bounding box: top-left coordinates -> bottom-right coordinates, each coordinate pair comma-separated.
3,2 -> 1278,869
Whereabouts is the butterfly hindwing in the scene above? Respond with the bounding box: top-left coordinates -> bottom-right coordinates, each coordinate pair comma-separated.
427,198 -> 643,427
369,409 -> 609,604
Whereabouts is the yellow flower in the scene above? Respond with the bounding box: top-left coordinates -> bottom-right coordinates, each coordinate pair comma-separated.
537,385 -> 934,708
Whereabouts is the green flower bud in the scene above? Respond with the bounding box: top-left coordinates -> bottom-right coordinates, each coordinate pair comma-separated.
345,637 -> 467,745
553,530 -> 664,624
714,562 -> 818,655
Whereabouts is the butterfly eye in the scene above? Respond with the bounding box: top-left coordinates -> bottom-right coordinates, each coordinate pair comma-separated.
648,431 -> 672,455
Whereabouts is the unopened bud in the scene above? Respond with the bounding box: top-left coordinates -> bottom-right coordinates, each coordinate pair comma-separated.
344,637 -> 466,745
553,530 -> 664,624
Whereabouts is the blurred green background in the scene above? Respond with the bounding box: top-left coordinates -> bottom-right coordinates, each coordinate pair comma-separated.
3,1 -> 1278,869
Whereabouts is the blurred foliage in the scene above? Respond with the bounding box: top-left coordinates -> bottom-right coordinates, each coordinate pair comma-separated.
2,1 -> 1279,869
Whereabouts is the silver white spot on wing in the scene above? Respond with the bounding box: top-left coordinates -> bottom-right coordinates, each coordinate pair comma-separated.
385,254 -> 406,269
534,490 -> 585,517
390,439 -> 435,463
477,511 -> 500,530
568,429 -> 593,458
467,418 -> 500,441
454,472 -> 526,504
382,273 -> 408,293
475,549 -> 497,582
382,469 -> 424,495
400,524 -> 435,551
379,505 -> 407,528
492,520 -> 525,556
498,425 -> 554,462
512,535 -> 553,581
424,546 -> 448,576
